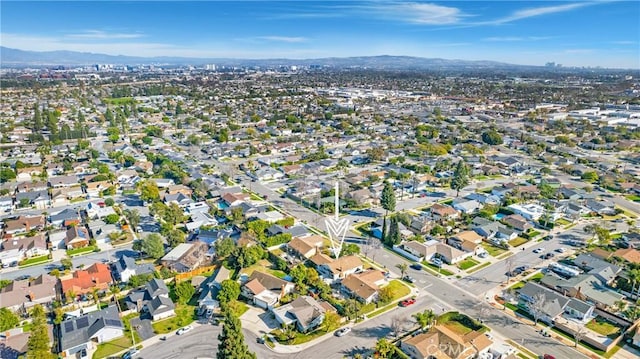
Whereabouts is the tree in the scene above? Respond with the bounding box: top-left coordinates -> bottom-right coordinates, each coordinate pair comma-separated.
387,216 -> 401,245
164,202 -> 185,227
0,308 -> 19,331
629,269 -> 640,301
375,338 -> 394,358
396,263 -> 408,279
26,304 -> 52,359
60,256 -> 73,270
141,233 -> 165,259
574,325 -> 587,348
138,180 -> 160,202
322,311 -> 342,332
451,160 -> 470,197
342,299 -> 362,320
217,279 -> 241,309
380,181 -> 396,243
290,264 -> 308,286
340,243 -> 360,257
217,312 -> 256,359
166,229 -> 186,248
173,281 -> 196,305
104,213 -> 120,224
481,130 -> 503,145
125,209 -> 140,228
215,237 -> 237,258
378,286 -> 394,304
413,309 -> 436,330
390,315 -> 406,338
531,292 -> 546,325
581,171 -> 599,183
106,126 -> 120,143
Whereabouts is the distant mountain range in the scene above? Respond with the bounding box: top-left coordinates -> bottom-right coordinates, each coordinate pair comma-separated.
1,46 -> 528,69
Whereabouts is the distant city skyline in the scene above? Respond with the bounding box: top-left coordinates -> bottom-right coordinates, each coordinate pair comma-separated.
1,1 -> 639,68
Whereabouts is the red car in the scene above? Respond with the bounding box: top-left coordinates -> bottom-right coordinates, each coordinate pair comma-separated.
400,298 -> 416,307
543,355 -> 555,359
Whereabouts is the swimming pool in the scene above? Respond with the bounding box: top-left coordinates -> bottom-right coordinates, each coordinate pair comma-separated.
493,213 -> 505,220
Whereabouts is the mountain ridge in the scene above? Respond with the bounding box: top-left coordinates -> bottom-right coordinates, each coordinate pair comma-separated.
1,46 -> 524,69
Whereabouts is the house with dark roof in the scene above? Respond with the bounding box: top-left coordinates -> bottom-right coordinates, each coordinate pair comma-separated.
241,271 -> 295,309
111,255 -> 155,283
540,273 -> 625,310
272,296 -> 326,333
124,278 -> 175,321
15,190 -> 50,210
197,266 -> 231,310
517,282 -> 595,325
572,254 -> 621,284
57,305 -> 123,359
64,226 -> 91,249
49,208 -> 81,227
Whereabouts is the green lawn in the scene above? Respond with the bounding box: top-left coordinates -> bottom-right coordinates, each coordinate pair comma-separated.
437,312 -> 486,336
19,255 -> 50,267
526,230 -> 541,238
386,279 -> 411,300
67,245 -> 98,256
585,317 -> 621,338
240,260 -> 287,279
272,327 -> 329,345
93,313 -> 140,359
422,262 -> 454,276
555,218 -> 571,226
457,258 -> 480,270
528,272 -> 545,282
626,195 -> 640,202
509,281 -> 526,291
481,243 -> 507,257
467,262 -> 491,274
508,237 -> 529,247
151,304 -> 197,334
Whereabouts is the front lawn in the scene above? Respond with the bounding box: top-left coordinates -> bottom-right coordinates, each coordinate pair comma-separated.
626,195 -> 640,202
438,311 -> 486,336
385,279 -> 411,300
152,303 -> 197,334
272,327 -> 329,345
508,237 -> 529,247
585,317 -> 621,338
67,245 -> 98,256
93,313 -> 140,359
19,255 -> 50,267
457,258 -> 480,270
555,218 -> 571,226
422,262 -> 454,276
481,243 -> 507,257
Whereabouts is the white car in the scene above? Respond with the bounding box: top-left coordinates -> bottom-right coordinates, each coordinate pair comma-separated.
335,327 -> 351,337
533,248 -> 545,254
176,325 -> 193,335
556,247 -> 566,253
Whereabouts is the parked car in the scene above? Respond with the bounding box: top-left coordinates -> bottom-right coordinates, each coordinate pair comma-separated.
533,248 -> 545,254
400,298 -> 416,307
543,235 -> 553,241
402,276 -> 415,284
542,253 -> 555,259
122,349 -> 139,359
335,327 -> 351,337
410,263 -> 422,270
177,325 -> 193,335
555,247 -> 566,253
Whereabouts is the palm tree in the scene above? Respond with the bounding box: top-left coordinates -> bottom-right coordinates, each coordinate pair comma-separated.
109,285 -> 121,312
413,309 -> 435,330
91,288 -> 100,306
629,269 -> 640,301
396,263 -> 408,279
375,338 -> 394,359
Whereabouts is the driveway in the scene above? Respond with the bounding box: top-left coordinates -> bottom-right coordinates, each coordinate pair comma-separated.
131,316 -> 155,341
240,307 -> 280,336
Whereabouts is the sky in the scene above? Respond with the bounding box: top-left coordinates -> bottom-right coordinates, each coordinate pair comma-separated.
1,1 -> 639,68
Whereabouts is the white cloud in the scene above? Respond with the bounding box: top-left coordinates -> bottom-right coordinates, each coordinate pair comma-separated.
484,2 -> 592,25
483,36 -> 552,42
255,36 -> 308,43
65,30 -> 145,40
363,2 -> 466,25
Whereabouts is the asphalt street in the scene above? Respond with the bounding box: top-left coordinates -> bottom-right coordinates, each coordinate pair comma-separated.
136,324 -> 223,359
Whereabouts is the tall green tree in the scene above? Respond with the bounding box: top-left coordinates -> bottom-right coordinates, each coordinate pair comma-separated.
451,160 -> 470,197
380,181 -> 396,243
217,280 -> 241,309
141,233 -> 165,259
217,312 -> 256,359
26,304 -> 52,359
0,308 -> 19,331
173,281 -> 196,304
413,309 -> 436,330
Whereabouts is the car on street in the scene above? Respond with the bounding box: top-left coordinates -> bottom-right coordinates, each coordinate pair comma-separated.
402,276 -> 415,283
556,247 -> 566,253
533,248 -> 545,254
542,253 -> 555,259
410,263 -> 422,270
542,355 -> 556,359
399,298 -> 416,307
543,235 -> 553,240
176,325 -> 193,335
335,327 -> 351,337
122,349 -> 139,359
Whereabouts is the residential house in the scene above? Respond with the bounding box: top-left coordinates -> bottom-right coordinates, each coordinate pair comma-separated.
241,271 -> 295,309
507,203 -> 546,221
50,189 -> 70,207
166,184 -> 193,196
3,215 -> 45,235
197,266 -> 231,310
501,214 -> 533,232
540,273 -> 625,310
185,211 -> 218,232
517,282 -> 595,325
272,295 -> 327,333
64,226 -> 91,249
16,181 -> 47,193
401,325 -> 493,359
163,192 -> 193,208
370,218 -> 412,240
1,234 -> 48,260
85,202 -> 117,220
0,274 -> 58,310
49,208 -> 81,227
572,254 -> 621,285
221,192 -> 249,207
287,235 -> 324,260
49,175 -> 79,188
448,231 -> 484,254
60,263 -> 113,298
15,190 -> 49,210
57,306 -> 123,359
452,199 -> 482,214
428,203 -> 459,221
85,181 -> 111,198
585,199 -> 616,215
0,196 -> 13,212
153,178 -> 175,189
251,210 -> 285,223
491,184 -> 516,198
464,192 -> 500,205
111,255 -> 156,283
612,248 -> 640,265
621,232 -> 640,249
314,255 -> 363,281
407,215 -> 432,235
124,278 -> 175,321
345,188 -> 377,206
160,242 -> 209,273
267,224 -> 310,238
341,270 -> 386,304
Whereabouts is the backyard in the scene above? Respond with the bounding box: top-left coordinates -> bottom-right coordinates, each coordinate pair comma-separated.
585,317 -> 621,338
240,259 -> 288,279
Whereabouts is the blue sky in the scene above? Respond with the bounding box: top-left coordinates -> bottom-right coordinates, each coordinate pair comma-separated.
1,1 -> 639,68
